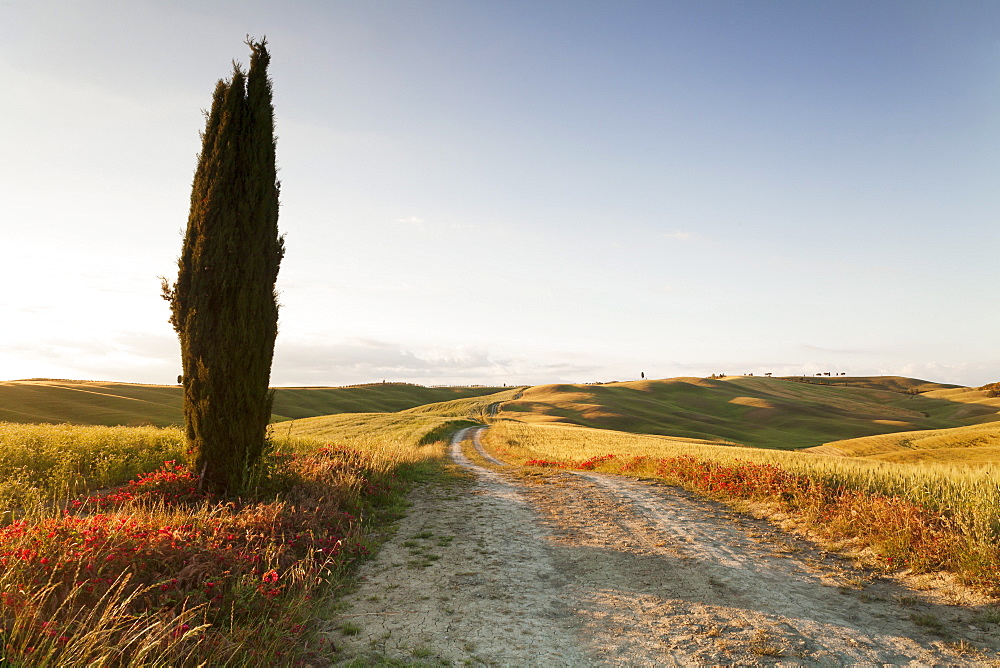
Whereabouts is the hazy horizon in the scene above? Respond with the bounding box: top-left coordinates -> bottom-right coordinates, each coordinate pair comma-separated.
0,372 -> 974,391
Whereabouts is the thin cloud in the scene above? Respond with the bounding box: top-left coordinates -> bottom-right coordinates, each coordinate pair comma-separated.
392,216 -> 428,233
800,344 -> 873,355
663,231 -> 692,241
270,338 -> 597,387
389,216 -> 477,234
892,361 -> 1000,388
3,332 -> 603,387
271,339 -> 500,386
0,333 -> 180,383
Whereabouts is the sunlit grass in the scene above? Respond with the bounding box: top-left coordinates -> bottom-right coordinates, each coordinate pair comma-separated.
0,423 -> 186,517
401,387 -> 524,421
808,421 -> 1000,466
0,414 -> 460,666
0,449 -> 384,665
279,412 -> 471,466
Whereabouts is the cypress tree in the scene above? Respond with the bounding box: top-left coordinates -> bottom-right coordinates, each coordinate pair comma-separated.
162,37 -> 284,496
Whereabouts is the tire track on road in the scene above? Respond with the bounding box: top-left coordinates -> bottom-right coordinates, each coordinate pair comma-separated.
559,470 -> 977,665
329,428 -> 590,666
468,426 -> 1000,666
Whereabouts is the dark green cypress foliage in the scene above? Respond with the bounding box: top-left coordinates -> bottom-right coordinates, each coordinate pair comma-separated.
162,38 -> 284,496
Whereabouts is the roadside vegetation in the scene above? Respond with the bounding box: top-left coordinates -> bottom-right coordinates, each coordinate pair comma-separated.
483,420 -> 1000,593
0,419 -> 450,666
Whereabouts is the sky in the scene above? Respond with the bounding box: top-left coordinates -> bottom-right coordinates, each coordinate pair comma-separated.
2,0 -> 999,388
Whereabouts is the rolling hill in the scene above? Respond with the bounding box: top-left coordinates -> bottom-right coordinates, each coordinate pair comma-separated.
805,421 -> 1000,466
0,379 -> 508,427
494,376 -> 1000,450
7,375 -> 1000,461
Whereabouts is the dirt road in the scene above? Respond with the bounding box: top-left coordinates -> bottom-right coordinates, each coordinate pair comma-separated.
326,427 -> 1000,666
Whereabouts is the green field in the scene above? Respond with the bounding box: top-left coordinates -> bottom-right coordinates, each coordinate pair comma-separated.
6,375 -> 1000,464
800,385 -> 1000,465
0,379 -> 508,426
275,388 -> 523,453
807,421 -> 1000,465
495,376 -> 1000,450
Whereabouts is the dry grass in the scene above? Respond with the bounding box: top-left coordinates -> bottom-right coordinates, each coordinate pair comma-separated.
0,446 -> 382,665
401,388 -> 524,421
0,422 -> 186,517
277,412 -> 474,464
0,413 -> 459,666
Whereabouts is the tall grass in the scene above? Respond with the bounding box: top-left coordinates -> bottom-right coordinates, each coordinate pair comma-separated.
0,419 -> 452,666
0,423 -> 186,518
401,387 -> 524,422
280,412 -> 476,458
485,421 -> 1000,591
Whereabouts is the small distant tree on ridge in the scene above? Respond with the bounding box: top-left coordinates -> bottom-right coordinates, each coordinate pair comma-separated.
161,37 -> 284,496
